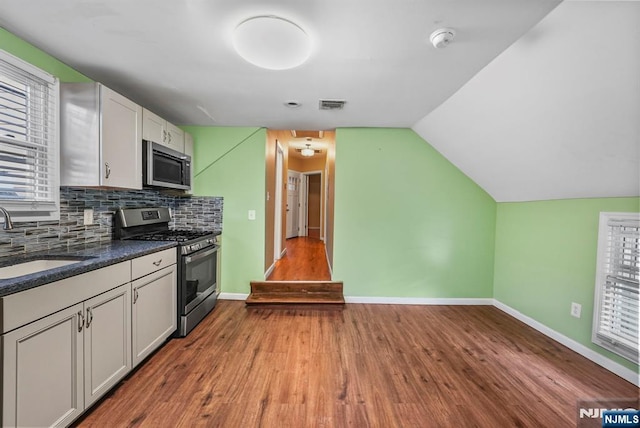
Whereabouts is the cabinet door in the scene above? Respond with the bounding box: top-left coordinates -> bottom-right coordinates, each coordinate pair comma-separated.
132,265 -> 177,367
2,304 -> 84,427
166,122 -> 185,152
84,284 -> 131,407
100,86 -> 143,189
142,108 -> 166,145
183,132 -> 194,195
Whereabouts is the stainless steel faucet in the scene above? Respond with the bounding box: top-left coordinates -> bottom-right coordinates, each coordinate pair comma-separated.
0,207 -> 13,230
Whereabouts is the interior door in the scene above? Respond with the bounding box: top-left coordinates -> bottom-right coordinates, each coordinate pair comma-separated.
286,171 -> 300,239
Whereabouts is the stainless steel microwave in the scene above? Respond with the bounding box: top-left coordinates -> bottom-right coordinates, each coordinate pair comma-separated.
143,140 -> 191,190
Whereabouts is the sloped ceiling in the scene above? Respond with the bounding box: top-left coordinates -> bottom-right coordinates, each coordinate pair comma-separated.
413,1 -> 640,202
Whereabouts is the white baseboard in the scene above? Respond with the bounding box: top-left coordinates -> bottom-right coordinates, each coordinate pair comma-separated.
325,245 -> 333,277
280,248 -> 287,258
218,292 -> 249,300
345,296 -> 494,305
264,263 -> 275,280
493,300 -> 639,387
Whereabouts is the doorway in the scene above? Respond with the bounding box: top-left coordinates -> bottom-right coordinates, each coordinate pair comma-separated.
306,173 -> 322,239
264,130 -> 335,281
286,171 -> 301,239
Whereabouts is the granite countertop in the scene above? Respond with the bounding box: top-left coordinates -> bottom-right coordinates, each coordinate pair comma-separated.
0,240 -> 177,298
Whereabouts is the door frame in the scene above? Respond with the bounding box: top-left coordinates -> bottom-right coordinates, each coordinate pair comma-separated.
274,142 -> 284,261
286,170 -> 302,239
300,170 -> 323,240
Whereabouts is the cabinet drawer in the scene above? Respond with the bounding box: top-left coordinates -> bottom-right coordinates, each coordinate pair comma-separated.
131,248 -> 177,280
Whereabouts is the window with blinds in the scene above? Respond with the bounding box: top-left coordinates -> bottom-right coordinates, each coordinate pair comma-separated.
592,212 -> 639,363
0,49 -> 59,222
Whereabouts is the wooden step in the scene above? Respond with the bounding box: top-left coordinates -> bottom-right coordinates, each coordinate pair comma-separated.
246,281 -> 345,305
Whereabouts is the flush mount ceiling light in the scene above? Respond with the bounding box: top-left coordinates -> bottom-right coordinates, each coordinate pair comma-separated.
233,16 -> 311,70
430,28 -> 456,49
301,143 -> 314,157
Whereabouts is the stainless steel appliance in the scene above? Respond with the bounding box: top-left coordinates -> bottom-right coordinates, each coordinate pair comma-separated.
115,207 -> 220,337
143,141 -> 191,190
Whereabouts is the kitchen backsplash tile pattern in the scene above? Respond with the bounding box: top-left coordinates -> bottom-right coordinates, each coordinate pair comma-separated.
0,187 -> 223,258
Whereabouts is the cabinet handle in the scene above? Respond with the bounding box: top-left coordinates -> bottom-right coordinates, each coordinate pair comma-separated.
168,132 -> 172,143
78,311 -> 85,332
163,130 -> 167,142
105,162 -> 111,179
133,289 -> 139,304
86,307 -> 93,328
152,259 -> 162,266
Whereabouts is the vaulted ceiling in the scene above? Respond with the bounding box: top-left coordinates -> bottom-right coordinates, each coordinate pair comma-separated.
0,0 -> 637,202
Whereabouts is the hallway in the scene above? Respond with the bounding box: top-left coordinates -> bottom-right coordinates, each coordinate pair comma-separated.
267,237 -> 331,281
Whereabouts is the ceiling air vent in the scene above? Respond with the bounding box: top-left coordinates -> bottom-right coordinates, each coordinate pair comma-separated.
319,99 -> 346,110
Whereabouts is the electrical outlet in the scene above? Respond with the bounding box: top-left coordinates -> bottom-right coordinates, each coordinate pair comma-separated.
84,208 -> 94,225
248,210 -> 256,220
571,302 -> 582,318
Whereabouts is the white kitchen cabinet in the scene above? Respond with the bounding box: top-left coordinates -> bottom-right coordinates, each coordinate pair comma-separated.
132,264 -> 177,367
60,83 -> 143,189
1,303 -> 84,428
1,248 -> 177,426
184,132 -> 194,195
142,108 -> 184,152
83,284 -> 131,407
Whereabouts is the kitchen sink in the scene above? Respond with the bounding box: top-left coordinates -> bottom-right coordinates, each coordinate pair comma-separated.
0,259 -> 83,279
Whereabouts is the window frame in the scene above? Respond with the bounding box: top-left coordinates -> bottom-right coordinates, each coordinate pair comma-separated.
592,211 -> 639,363
0,48 -> 60,222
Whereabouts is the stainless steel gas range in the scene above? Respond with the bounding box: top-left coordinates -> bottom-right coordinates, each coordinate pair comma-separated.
115,207 -> 220,337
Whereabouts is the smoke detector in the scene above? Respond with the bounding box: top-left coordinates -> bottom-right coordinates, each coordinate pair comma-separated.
430,28 -> 456,49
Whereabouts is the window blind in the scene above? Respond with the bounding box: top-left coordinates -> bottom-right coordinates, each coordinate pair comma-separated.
593,214 -> 639,363
0,49 -> 59,219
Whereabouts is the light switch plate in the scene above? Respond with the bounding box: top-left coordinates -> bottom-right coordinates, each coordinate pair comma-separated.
571,302 -> 582,318
248,210 -> 256,220
84,208 -> 94,225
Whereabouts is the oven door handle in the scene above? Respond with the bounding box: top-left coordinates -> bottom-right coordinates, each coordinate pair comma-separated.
184,245 -> 219,265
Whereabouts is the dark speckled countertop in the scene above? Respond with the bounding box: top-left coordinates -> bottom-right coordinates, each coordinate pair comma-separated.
0,240 -> 177,298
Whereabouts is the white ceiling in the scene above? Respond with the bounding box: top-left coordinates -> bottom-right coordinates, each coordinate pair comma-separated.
0,0 -> 560,129
2,0 -> 632,202
413,0 -> 640,202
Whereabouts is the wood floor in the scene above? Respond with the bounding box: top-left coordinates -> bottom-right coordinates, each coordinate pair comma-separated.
267,237 -> 331,281
75,301 -> 638,428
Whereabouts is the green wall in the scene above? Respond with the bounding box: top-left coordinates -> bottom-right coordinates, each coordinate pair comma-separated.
0,27 -> 90,82
333,128 -> 497,298
494,197 -> 640,371
182,126 -> 266,294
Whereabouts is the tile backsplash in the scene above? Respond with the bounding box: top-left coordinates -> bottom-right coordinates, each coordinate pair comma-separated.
0,187 -> 223,258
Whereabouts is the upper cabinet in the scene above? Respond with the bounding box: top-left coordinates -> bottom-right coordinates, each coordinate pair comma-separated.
142,108 -> 184,153
60,83 -> 143,189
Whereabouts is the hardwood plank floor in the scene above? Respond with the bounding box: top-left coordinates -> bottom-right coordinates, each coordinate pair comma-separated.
268,237 -> 331,281
74,301 -> 638,428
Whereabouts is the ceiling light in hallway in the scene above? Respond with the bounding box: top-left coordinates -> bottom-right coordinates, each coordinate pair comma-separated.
233,16 -> 311,70
301,144 -> 314,157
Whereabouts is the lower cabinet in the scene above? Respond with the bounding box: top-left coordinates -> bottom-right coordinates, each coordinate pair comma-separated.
1,251 -> 177,427
1,283 -> 132,427
83,284 -> 131,407
132,265 -> 177,367
2,304 -> 84,428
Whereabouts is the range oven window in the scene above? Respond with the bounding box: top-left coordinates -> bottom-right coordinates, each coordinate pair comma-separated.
182,245 -> 218,314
